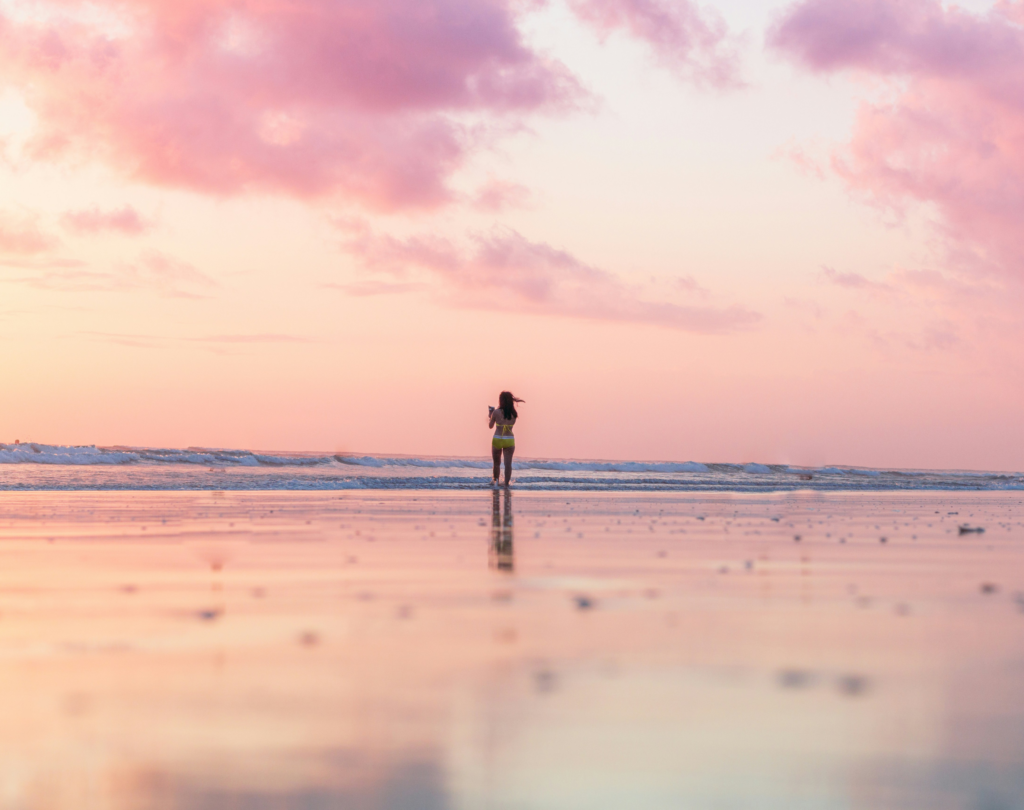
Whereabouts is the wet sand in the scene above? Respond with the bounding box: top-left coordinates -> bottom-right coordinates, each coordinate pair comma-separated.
0,489 -> 1022,809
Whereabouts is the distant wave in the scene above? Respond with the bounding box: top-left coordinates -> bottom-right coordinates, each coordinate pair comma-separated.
334,455 -> 711,474
335,455 -> 491,469
1,443 -> 1022,492
0,443 -> 333,467
0,444 -> 137,465
815,466 -> 881,477
1,444 -> 713,473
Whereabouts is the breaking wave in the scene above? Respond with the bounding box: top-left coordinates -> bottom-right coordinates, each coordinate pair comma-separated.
0,443 -> 1022,491
0,443 -> 332,467
334,455 -> 711,474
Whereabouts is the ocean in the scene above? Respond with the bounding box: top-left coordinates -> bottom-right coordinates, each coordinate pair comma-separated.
1,443 -> 1021,491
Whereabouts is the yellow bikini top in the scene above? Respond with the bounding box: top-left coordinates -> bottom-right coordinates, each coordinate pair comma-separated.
498,423 -> 514,435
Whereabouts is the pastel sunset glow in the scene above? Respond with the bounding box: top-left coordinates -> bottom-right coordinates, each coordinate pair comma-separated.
2,0 -> 1022,470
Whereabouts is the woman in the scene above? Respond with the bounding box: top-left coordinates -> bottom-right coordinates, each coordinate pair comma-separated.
489,391 -> 524,487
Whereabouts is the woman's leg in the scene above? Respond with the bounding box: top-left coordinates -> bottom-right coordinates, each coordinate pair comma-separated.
502,447 -> 515,486
492,445 -> 502,483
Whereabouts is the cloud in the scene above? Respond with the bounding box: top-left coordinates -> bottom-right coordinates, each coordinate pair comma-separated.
0,0 -> 744,209
674,275 -> 709,297
816,256 -> 1024,356
770,0 -> 1024,280
75,332 -> 165,349
569,0 -> 742,86
78,331 -> 314,349
0,0 -> 586,210
0,210 -> 57,254
821,265 -> 893,295
327,279 -> 429,297
341,225 -> 760,333
189,333 -> 315,344
2,251 -> 216,297
61,205 -> 152,235
472,179 -> 532,212
112,252 -> 217,298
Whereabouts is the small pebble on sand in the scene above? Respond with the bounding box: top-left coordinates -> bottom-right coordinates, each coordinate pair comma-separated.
778,669 -> 815,689
837,675 -> 869,696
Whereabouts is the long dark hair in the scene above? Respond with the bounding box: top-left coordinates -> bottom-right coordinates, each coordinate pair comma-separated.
499,391 -> 524,420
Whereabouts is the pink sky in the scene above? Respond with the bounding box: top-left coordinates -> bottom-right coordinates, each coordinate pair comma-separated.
1,0 -> 1022,470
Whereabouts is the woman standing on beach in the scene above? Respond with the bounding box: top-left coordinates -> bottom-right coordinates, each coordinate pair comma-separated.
489,391 -> 523,487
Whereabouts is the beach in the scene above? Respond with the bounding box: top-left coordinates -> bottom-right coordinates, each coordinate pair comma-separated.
5,0 -> 1023,805
1,488 -> 1022,809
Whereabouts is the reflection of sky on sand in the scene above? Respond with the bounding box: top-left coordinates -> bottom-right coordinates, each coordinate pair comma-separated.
451,667 -> 881,809
97,758 -> 449,810
0,491 -> 1022,809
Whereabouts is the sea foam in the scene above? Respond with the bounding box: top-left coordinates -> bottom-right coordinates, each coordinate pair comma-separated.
1,443 -> 1022,492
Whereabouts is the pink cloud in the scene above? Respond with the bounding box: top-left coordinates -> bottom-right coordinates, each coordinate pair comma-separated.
472,179 -> 533,212
0,257 -> 83,270
118,252 -> 217,298
821,265 -> 893,296
189,334 -> 314,344
771,0 -> 1024,280
77,331 -> 313,349
0,211 -> 57,254
0,0 -> 585,209
328,279 -> 429,297
342,225 -> 760,333
60,206 -> 152,235
816,256 -> 1024,358
3,251 -> 215,297
569,0 -> 741,86
674,275 -> 709,297
770,0 -> 1021,73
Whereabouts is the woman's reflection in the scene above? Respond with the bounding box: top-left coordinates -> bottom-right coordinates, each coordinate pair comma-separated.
489,488 -> 514,572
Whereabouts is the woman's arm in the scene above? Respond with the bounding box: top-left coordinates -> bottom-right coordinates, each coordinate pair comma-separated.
489,408 -> 497,429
